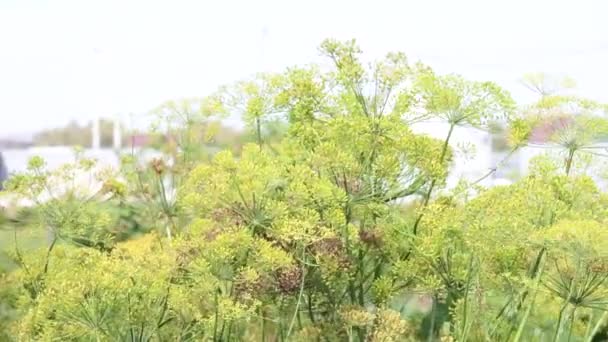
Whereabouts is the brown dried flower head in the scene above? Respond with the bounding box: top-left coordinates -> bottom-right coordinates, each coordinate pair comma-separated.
359,229 -> 383,248
150,158 -> 166,175
276,267 -> 303,294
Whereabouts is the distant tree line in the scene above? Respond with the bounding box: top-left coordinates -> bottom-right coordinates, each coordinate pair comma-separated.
30,118 -> 287,150
32,119 -> 125,148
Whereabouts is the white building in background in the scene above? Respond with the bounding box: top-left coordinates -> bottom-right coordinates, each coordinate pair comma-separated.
92,117 -> 101,150
410,121 -> 499,189
411,120 -> 608,192
0,115 -> 166,208
113,117 -> 122,150
90,114 -> 125,151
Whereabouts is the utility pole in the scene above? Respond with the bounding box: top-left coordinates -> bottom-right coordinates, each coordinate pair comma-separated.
92,116 -> 101,149
113,114 -> 122,151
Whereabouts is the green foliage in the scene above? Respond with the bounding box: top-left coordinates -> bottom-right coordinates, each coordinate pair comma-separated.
506,72 -> 608,179
414,69 -> 515,127
2,40 -> 608,342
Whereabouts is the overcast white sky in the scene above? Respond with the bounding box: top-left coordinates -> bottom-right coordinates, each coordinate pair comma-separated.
0,0 -> 607,137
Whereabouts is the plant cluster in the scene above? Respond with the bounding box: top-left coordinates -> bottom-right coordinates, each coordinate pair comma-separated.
1,39 -> 608,341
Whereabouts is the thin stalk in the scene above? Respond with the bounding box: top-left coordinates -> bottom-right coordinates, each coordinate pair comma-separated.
347,327 -> 354,342
13,224 -> 32,277
256,117 -> 263,149
583,312 -> 594,341
297,310 -> 302,330
226,321 -> 233,341
459,256 -> 476,342
568,306 -> 577,342
286,251 -> 307,340
586,311 -> 608,342
213,290 -> 219,341
427,293 -> 437,342
277,297 -> 286,341
43,235 -> 58,274
307,292 -> 316,324
488,296 -> 513,338
156,173 -> 176,242
513,253 -> 546,342
553,302 -> 570,342
357,249 -> 365,307
490,248 -> 547,338
565,148 -> 576,175
555,267 -> 579,342
218,321 -> 226,342
261,309 -> 266,342
412,123 -> 455,235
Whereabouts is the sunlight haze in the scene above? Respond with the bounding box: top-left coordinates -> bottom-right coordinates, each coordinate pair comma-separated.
1,0 -> 606,136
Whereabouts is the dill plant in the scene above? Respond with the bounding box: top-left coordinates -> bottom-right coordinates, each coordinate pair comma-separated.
1,40 -> 608,342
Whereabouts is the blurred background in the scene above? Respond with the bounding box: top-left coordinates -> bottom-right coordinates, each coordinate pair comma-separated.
1,0 -> 607,177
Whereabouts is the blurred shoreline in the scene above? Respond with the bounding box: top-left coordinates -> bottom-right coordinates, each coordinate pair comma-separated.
0,146 -> 165,208
2,146 -> 130,174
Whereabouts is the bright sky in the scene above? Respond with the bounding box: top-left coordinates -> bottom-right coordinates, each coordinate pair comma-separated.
1,0 -> 607,137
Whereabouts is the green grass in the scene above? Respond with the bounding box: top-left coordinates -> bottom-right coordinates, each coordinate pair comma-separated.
0,209 -> 47,273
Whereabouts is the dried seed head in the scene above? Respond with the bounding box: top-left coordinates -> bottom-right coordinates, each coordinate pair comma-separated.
337,256 -> 352,272
234,276 -> 268,298
588,258 -> 608,273
150,158 -> 166,175
339,305 -> 375,327
209,206 -> 245,226
347,178 -> 362,194
176,247 -> 199,267
277,267 -> 303,295
203,227 -> 221,241
359,229 -> 383,248
311,237 -> 343,256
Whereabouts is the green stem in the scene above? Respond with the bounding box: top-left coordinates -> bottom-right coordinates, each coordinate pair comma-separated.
583,312 -> 594,342
256,117 -> 263,149
568,306 -> 577,342
213,289 -> 220,341
555,265 -> 579,342
357,249 -> 365,307
13,224 -> 32,277
306,292 -> 316,325
412,123 -> 455,235
286,251 -> 306,340
491,247 -> 547,338
156,173 -> 176,241
225,321 -> 233,341
513,253 -> 546,342
261,312 -> 266,342
565,148 -> 575,175
553,302 -> 570,342
587,311 -> 608,342
488,295 -> 514,339
459,256 -> 475,341
43,235 -> 58,274
427,293 -> 437,342
219,321 -> 226,342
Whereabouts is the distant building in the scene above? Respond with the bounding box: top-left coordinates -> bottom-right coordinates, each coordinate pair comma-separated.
411,116 -> 608,193
129,134 -> 151,148
0,152 -> 7,190
410,121 -> 496,188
